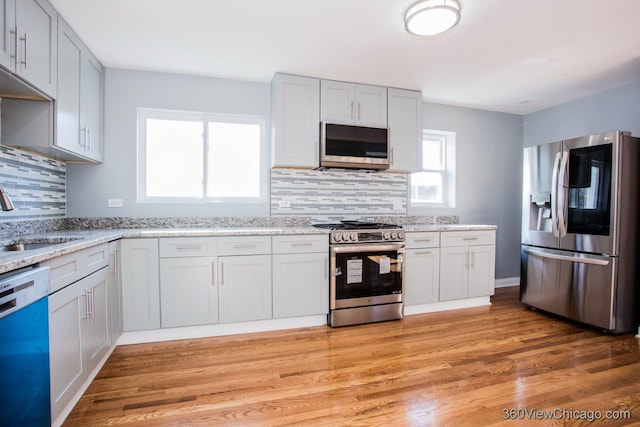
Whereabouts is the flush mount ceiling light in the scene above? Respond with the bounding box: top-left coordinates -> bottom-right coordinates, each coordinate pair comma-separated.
404,0 -> 461,37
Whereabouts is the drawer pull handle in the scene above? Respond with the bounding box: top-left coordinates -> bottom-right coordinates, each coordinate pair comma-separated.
415,251 -> 432,255
232,243 -> 258,249
414,239 -> 432,243
463,237 -> 479,241
175,244 -> 203,250
291,242 -> 313,247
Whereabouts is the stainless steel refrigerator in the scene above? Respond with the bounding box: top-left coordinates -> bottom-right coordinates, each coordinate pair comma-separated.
520,130 -> 639,333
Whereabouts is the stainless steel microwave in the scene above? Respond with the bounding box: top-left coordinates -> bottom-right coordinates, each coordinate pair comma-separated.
320,122 -> 389,170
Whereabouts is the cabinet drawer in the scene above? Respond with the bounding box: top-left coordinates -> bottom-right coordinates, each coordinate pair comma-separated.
218,236 -> 271,256
272,235 -> 328,254
440,230 -> 495,247
405,232 -> 440,249
45,243 -> 109,294
159,237 -> 218,258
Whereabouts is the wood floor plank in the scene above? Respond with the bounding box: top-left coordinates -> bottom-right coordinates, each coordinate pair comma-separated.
63,287 -> 640,426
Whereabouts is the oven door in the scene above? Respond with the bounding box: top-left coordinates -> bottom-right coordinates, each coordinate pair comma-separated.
330,243 -> 404,309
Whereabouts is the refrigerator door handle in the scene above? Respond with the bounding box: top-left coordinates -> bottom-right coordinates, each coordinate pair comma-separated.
557,150 -> 569,237
524,247 -> 610,266
551,151 -> 562,238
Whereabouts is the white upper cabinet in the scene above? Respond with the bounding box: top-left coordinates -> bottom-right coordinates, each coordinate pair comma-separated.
0,0 -> 57,97
56,17 -> 104,163
0,0 -> 15,70
272,73 -> 320,168
387,87 -> 423,172
321,80 -> 387,127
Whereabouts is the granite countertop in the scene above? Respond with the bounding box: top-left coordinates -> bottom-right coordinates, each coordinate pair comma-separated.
0,224 -> 496,274
0,226 -> 329,274
403,224 -> 497,232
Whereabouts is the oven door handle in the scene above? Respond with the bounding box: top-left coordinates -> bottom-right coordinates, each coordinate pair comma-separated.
331,243 -> 405,254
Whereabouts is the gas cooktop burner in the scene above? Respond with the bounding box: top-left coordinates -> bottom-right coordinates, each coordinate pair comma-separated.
313,220 -> 402,230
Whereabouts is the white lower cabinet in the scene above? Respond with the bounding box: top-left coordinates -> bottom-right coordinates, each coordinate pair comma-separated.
272,253 -> 328,318
218,254 -> 272,323
121,239 -> 160,331
107,241 -> 122,343
439,230 -> 496,301
160,256 -> 218,327
49,266 -> 110,420
404,231 -> 440,305
405,248 -> 440,304
272,234 -> 329,318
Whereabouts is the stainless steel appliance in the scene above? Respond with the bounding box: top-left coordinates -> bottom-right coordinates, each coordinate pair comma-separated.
0,266 -> 51,426
320,122 -> 389,170
314,220 -> 405,327
521,130 -> 640,333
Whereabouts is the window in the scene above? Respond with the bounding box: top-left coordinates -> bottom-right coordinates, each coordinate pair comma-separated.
410,130 -> 456,207
138,109 -> 266,203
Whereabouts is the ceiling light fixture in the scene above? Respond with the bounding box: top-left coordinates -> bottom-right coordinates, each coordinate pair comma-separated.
404,0 -> 461,37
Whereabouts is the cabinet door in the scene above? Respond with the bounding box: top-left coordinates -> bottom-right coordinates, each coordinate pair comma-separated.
81,267 -> 110,373
15,0 -> 57,97
121,239 -> 160,331
272,73 -> 320,167
320,80 -> 355,124
355,84 -> 387,127
468,245 -> 496,297
387,88 -> 422,172
405,248 -> 440,305
272,252 -> 328,318
218,255 -> 272,323
81,48 -> 103,162
439,246 -> 469,301
0,0 -> 15,70
49,279 -> 84,419
108,241 -> 122,343
56,18 -> 82,154
160,257 -> 218,327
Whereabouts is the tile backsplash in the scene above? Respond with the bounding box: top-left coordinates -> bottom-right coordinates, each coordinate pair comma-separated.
271,168 -> 407,222
0,145 -> 66,221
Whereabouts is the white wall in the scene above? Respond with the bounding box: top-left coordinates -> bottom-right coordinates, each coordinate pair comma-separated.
411,103 -> 523,280
66,68 -> 271,217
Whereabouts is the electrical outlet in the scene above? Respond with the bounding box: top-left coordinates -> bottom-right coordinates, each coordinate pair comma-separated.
393,200 -> 404,210
108,199 -> 123,208
278,200 -> 291,208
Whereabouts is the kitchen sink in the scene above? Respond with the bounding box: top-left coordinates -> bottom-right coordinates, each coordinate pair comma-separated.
0,237 -> 82,252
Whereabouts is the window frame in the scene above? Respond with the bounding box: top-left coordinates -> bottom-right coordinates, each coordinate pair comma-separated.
137,108 -> 268,205
409,129 -> 456,209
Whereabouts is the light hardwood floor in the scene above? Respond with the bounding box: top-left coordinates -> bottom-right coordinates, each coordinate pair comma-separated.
64,287 -> 640,426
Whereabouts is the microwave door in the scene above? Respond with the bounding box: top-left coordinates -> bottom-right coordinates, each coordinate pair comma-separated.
559,134 -> 617,254
522,141 -> 562,249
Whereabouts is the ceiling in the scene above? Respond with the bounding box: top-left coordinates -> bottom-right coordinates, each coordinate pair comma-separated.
49,0 -> 640,115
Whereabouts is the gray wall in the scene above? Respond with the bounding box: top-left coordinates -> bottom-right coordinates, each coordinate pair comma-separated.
67,69 -> 271,217
411,103 -> 524,280
523,80 -> 640,146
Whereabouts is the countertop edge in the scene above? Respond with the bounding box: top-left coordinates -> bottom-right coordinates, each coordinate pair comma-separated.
0,224 -> 497,274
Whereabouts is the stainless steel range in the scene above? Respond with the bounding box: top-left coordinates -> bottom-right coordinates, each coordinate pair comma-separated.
313,221 -> 405,327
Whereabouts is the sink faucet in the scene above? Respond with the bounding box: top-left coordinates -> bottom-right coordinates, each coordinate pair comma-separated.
0,184 -> 15,211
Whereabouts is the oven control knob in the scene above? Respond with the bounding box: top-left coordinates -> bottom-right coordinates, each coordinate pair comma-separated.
391,232 -> 398,240
334,233 -> 342,242
383,232 -> 391,240
350,232 -> 357,241
398,231 -> 404,240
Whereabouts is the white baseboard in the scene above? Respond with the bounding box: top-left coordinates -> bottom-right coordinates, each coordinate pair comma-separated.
117,315 -> 328,345
495,276 -> 520,288
404,296 -> 491,316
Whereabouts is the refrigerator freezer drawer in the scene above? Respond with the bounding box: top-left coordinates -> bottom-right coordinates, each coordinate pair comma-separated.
520,246 -> 621,332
